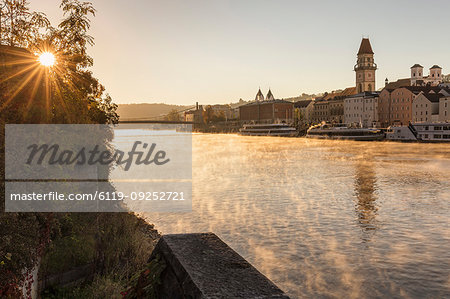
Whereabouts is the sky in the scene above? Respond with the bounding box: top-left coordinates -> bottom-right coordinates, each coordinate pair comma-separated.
30,0 -> 450,105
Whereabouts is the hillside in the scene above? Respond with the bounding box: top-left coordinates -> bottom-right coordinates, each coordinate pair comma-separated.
117,103 -> 191,120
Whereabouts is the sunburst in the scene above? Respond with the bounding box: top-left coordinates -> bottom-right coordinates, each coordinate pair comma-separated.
38,52 -> 55,67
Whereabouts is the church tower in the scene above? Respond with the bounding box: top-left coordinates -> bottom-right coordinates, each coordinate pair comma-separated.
255,88 -> 264,101
354,38 -> 377,93
266,89 -> 274,101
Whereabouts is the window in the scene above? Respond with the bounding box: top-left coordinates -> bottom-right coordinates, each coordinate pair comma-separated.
434,134 -> 441,139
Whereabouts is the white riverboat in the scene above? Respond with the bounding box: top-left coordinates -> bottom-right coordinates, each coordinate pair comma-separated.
386,122 -> 450,142
239,123 -> 297,137
306,123 -> 385,141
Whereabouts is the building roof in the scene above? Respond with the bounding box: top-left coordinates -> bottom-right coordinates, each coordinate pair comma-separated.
346,91 -> 380,99
410,64 -> 423,69
293,100 -> 312,108
266,89 -> 274,101
255,88 -> 264,101
384,78 -> 411,91
403,85 -> 443,95
430,65 -> 442,69
357,38 -> 374,55
323,87 -> 357,100
241,99 -> 293,107
421,93 -> 442,103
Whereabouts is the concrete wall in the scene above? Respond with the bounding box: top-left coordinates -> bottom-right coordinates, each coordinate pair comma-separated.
149,233 -> 289,298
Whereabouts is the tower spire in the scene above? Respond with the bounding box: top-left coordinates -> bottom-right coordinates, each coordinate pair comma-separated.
354,38 -> 377,93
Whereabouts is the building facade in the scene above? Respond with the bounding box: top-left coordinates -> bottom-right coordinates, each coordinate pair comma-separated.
377,86 -> 450,126
184,103 -> 204,124
311,99 -> 329,123
294,100 -> 314,125
239,89 -> 294,123
439,96 -> 450,122
344,92 -> 379,127
410,64 -> 443,86
412,92 -> 440,123
328,98 -> 344,123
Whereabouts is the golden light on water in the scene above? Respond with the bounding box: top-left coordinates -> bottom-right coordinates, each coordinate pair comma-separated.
38,52 -> 55,67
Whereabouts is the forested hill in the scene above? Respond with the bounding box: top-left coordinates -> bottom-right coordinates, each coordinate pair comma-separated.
117,103 -> 191,120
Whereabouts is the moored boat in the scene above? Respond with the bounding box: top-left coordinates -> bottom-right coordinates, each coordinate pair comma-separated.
306,123 -> 384,141
386,122 -> 450,142
239,123 -> 297,137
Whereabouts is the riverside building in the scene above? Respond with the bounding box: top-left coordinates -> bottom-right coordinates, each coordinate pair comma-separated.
239,89 -> 294,124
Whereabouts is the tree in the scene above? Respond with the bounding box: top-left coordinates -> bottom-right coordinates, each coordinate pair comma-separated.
0,1 -> 118,295
0,0 -> 118,125
164,109 -> 181,122
202,105 -> 214,124
0,0 -> 50,47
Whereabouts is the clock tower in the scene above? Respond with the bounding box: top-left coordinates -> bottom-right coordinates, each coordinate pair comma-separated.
354,38 -> 377,93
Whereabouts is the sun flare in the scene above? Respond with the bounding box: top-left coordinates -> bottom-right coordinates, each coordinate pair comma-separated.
38,52 -> 55,67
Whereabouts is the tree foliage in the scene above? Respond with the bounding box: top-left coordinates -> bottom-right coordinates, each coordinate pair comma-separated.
164,108 -> 181,122
0,1 -> 119,295
0,0 -> 118,124
0,0 -> 51,47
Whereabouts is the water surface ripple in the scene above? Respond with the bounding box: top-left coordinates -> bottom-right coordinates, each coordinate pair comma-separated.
136,134 -> 449,298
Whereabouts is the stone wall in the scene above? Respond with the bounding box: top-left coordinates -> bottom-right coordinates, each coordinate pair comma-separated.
149,233 -> 289,298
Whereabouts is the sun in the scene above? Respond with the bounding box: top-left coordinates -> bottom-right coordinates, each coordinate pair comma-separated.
38,52 -> 55,67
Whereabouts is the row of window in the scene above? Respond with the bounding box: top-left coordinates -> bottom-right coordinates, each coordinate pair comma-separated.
345,107 -> 374,111
345,99 -> 376,103
419,126 -> 450,131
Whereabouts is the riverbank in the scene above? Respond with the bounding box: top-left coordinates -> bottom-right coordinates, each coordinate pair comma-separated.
38,213 -> 160,298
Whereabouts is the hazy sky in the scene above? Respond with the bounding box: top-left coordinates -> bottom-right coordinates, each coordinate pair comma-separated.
31,0 -> 450,105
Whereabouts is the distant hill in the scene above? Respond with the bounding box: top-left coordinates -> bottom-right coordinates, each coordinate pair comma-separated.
117,103 -> 192,120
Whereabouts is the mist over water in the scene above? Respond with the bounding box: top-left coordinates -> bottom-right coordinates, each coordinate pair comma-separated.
127,134 -> 449,298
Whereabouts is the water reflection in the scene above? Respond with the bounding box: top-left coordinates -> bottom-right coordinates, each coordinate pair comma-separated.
354,158 -> 378,242
113,133 -> 450,298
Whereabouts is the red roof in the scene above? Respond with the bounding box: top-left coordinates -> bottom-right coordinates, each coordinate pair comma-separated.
358,38 -> 374,55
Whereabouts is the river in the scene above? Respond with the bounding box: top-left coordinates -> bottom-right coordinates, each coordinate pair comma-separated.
128,133 -> 449,298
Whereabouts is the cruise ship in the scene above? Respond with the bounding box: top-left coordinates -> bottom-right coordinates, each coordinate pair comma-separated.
306,123 -> 385,141
386,122 -> 450,142
239,123 -> 297,137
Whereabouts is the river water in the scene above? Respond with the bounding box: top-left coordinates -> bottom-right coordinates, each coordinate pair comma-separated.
137,134 -> 449,298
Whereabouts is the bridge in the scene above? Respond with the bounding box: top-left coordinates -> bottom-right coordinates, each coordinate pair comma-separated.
119,105 -> 199,124
119,119 -> 195,124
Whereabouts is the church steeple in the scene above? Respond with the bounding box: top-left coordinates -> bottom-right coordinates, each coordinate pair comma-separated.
266,89 -> 274,101
255,88 -> 264,101
354,38 -> 377,93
